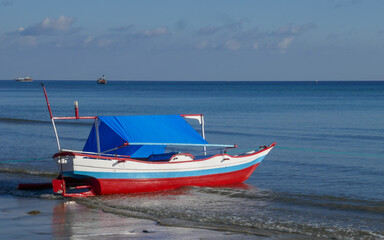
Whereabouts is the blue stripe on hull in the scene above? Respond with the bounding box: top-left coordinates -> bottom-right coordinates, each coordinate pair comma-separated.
64,156 -> 266,179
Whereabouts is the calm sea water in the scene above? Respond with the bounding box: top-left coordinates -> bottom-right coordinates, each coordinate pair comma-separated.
0,80 -> 383,239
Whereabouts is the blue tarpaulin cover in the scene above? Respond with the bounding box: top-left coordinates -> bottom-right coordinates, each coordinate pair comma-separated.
83,115 -> 208,158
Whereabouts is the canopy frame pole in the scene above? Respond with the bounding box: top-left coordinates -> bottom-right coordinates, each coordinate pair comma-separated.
101,142 -> 235,155
201,115 -> 207,155
181,114 -> 208,155
95,118 -> 101,154
115,142 -> 234,147
51,119 -> 61,151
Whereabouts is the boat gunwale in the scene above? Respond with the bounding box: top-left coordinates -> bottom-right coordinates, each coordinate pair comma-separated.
53,142 -> 276,164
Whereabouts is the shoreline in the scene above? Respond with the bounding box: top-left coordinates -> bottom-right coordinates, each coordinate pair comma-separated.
0,194 -> 311,239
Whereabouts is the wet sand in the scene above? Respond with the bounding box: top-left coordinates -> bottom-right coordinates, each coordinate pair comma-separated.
0,195 -> 310,239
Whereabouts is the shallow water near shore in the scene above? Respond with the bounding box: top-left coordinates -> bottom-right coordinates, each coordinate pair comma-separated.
0,80 -> 383,239
3,195 -> 290,240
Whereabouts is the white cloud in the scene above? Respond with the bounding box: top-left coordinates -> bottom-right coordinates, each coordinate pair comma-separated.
225,39 -> 241,50
19,16 -> 75,36
84,36 -> 93,44
197,19 -> 247,36
273,24 -> 315,36
194,21 -> 313,52
98,38 -> 112,47
109,24 -> 135,33
137,27 -> 168,38
42,16 -> 73,31
20,36 -> 37,46
197,40 -> 208,49
278,36 -> 294,52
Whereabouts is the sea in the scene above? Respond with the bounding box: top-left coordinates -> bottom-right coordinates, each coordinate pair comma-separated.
0,80 -> 383,239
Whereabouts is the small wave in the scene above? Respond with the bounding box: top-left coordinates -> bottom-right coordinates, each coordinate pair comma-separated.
0,117 -> 49,124
196,186 -> 384,215
0,170 -> 59,199
75,190 -> 384,240
0,117 -> 92,126
2,187 -> 61,199
275,193 -> 384,214
206,129 -> 272,138
0,166 -> 57,177
193,185 -> 276,200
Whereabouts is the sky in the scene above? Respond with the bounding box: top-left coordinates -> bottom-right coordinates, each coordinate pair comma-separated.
0,0 -> 384,81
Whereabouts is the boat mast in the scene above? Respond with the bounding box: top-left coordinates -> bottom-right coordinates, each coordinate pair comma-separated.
41,84 -> 61,150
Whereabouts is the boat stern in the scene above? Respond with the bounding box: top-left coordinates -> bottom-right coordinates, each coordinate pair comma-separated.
53,151 -> 76,173
52,151 -> 100,197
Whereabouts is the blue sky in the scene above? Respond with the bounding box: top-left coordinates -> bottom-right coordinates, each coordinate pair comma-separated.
1,0 -> 383,81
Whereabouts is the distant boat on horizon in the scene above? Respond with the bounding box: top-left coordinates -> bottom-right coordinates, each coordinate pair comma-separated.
97,75 -> 106,84
15,77 -> 33,82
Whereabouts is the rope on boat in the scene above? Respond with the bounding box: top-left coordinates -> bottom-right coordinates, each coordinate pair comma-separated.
0,157 -> 50,163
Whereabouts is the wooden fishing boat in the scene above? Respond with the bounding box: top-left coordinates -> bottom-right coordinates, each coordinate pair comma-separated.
28,84 -> 275,197
97,75 -> 106,84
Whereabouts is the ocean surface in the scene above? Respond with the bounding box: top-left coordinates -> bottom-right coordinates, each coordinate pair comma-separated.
0,80 -> 383,239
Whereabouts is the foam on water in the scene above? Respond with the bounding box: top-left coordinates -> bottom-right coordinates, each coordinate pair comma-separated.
76,186 -> 384,239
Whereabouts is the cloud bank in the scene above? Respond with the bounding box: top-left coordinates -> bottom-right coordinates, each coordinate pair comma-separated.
1,16 -> 314,54
195,21 -> 315,52
19,16 -> 75,36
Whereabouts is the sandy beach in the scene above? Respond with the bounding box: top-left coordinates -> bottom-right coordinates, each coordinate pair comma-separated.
0,194 -> 313,239
1,194 -> 252,239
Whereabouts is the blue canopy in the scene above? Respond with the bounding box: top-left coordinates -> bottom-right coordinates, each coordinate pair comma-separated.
83,115 -> 208,158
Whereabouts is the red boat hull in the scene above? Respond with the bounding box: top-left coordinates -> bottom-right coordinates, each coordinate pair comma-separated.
91,163 -> 260,195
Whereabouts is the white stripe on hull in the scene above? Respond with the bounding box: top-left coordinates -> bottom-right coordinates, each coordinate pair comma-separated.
55,148 -> 272,177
